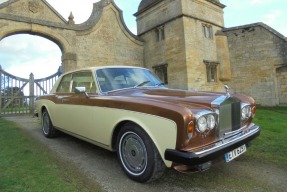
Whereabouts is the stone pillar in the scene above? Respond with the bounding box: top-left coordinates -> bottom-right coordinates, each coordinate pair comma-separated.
215,31 -> 232,82
29,73 -> 34,115
62,52 -> 77,73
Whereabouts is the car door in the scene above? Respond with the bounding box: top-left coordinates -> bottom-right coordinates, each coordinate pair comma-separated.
52,71 -> 99,140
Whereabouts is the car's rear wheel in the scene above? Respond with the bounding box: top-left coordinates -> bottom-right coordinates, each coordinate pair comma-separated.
42,109 -> 59,138
116,123 -> 166,183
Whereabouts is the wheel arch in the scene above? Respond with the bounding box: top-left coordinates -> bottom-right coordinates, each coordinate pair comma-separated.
111,120 -> 132,151
39,105 -> 51,123
111,116 -> 177,168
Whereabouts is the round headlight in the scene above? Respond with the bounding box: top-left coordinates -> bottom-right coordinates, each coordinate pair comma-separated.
242,105 -> 252,120
197,116 -> 207,133
207,114 -> 216,130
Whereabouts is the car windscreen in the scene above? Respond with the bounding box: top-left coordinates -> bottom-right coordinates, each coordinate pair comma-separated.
95,68 -> 164,92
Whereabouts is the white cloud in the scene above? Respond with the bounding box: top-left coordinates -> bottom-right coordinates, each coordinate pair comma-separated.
263,10 -> 282,25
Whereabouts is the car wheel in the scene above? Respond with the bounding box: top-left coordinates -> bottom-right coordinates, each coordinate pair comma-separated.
42,109 -> 58,138
116,123 -> 166,183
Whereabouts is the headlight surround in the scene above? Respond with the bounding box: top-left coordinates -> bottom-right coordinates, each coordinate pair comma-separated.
195,111 -> 217,133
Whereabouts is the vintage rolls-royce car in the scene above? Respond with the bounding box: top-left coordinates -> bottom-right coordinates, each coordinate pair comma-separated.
36,66 -> 260,182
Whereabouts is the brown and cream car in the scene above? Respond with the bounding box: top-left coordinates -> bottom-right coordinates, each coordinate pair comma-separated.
36,66 -> 260,182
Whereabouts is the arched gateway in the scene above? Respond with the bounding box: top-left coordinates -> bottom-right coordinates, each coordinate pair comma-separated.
0,0 -> 144,73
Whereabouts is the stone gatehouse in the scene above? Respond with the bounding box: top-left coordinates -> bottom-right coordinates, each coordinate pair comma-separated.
0,0 -> 286,106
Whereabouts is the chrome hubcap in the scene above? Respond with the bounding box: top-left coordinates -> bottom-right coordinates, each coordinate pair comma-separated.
119,132 -> 147,176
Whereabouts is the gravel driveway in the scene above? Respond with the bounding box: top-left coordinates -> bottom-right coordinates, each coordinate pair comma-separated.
5,115 -> 287,192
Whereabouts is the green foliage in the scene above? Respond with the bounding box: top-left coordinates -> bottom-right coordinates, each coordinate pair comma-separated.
0,118 -> 102,192
247,107 -> 287,166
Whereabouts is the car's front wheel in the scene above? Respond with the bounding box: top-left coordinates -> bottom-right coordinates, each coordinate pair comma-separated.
116,123 -> 166,183
41,109 -> 59,138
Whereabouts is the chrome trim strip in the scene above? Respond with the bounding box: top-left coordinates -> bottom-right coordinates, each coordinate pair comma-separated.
194,124 -> 259,156
223,125 -> 247,137
195,110 -> 216,119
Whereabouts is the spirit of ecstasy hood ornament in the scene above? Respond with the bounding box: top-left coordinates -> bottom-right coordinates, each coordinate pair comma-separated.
224,85 -> 231,97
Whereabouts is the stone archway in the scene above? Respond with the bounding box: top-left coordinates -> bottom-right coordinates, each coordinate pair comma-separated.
0,0 -> 77,72
0,0 -> 144,73
276,65 -> 287,105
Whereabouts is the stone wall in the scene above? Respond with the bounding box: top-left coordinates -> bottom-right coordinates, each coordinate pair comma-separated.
224,23 -> 287,106
136,0 -> 229,91
183,0 -> 229,92
136,0 -> 188,89
75,4 -> 144,69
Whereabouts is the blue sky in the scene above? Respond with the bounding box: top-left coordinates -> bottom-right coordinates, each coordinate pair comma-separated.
0,0 -> 286,79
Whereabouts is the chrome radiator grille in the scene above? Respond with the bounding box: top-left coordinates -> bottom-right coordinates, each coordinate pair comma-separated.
218,100 -> 241,138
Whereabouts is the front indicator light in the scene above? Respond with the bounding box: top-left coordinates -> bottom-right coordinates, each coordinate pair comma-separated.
252,106 -> 256,118
187,121 -> 194,139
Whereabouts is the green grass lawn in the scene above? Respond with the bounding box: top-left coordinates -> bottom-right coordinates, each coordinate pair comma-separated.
0,118 -> 102,192
246,106 -> 287,166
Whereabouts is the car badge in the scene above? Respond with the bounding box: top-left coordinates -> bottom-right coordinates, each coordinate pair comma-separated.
224,85 -> 231,98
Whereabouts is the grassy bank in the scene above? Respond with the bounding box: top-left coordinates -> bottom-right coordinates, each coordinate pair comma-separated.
246,106 -> 287,166
0,117 -> 102,192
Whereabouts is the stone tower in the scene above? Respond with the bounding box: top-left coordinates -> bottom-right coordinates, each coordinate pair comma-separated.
135,0 -> 232,91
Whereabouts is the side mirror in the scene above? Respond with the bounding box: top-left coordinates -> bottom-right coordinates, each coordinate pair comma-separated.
75,87 -> 86,94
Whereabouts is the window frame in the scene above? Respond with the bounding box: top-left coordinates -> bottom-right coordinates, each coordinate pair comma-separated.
155,26 -> 165,42
202,24 -> 213,39
56,71 -> 96,94
204,60 -> 219,83
152,63 -> 168,85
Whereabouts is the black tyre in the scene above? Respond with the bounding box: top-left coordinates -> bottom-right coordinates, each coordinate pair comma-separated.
41,109 -> 59,138
116,123 -> 166,183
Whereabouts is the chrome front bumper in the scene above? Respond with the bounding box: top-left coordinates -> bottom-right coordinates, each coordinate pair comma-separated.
164,124 -> 260,166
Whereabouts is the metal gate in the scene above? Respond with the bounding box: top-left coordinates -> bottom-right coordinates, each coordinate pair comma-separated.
0,65 -> 62,116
